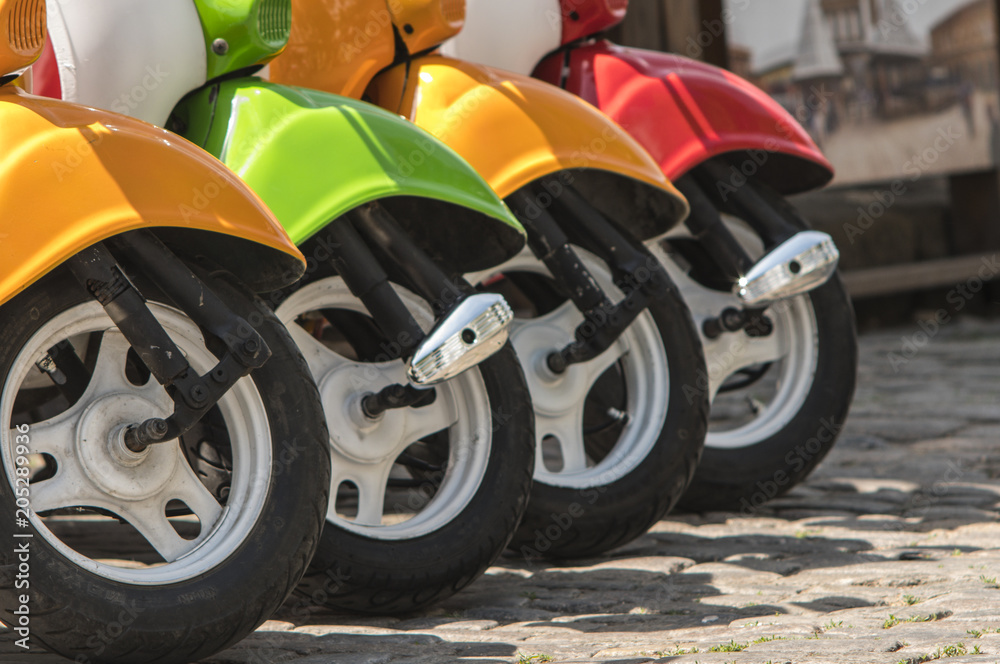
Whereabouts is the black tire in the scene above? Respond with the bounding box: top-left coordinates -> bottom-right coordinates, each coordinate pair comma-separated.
273,256 -> 536,614
678,275 -> 857,513
496,252 -> 710,560
674,174 -> 858,512
0,265 -> 330,664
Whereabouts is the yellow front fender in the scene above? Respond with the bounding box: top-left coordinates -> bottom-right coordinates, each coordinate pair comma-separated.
366,56 -> 689,238
0,87 -> 304,303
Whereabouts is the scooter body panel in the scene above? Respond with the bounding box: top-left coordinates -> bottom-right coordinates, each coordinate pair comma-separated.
268,0 -> 395,99
534,41 -> 834,194
558,0 -> 627,45
386,0 -> 465,55
363,55 -> 690,236
173,77 -> 526,271
45,0 -> 208,126
0,86 -> 304,303
439,0 -> 561,77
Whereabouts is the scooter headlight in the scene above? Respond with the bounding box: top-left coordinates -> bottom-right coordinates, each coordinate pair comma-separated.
196,0 -> 292,79
0,0 -> 44,79
388,0 -> 466,54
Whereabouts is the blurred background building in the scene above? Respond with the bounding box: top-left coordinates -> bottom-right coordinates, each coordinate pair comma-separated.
609,0 -> 1000,327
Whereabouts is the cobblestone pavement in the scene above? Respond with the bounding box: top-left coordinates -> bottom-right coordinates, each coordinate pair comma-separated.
6,319 -> 1000,663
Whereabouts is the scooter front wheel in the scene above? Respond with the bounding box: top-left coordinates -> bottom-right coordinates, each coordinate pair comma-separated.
473,246 -> 709,559
0,266 -> 330,664
274,263 -> 534,614
658,187 -> 858,513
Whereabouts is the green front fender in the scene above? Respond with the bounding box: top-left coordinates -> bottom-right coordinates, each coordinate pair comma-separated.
172,78 -> 526,272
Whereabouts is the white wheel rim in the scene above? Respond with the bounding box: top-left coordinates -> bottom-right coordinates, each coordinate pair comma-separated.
468,247 -> 669,490
276,277 -> 492,541
0,301 -> 272,585
653,219 -> 821,451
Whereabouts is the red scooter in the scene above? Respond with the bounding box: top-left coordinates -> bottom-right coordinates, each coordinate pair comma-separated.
444,0 -> 858,511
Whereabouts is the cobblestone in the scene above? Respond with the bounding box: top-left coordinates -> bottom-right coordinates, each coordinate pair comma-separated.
4,319 -> 1000,663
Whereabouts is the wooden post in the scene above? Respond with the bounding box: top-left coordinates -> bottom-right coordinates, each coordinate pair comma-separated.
607,0 -> 729,68
606,1 -> 667,51
947,0 -> 1000,255
697,0 -> 729,69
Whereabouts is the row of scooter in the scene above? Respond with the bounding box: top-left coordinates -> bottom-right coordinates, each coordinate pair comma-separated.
0,0 -> 858,661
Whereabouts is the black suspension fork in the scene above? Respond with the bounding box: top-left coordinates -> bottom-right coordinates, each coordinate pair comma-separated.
677,159 -> 805,280
676,162 -> 806,339
321,207 -> 432,416
507,183 -> 667,373
674,174 -> 754,283
322,202 -> 476,416
66,231 -> 271,451
698,160 -> 802,246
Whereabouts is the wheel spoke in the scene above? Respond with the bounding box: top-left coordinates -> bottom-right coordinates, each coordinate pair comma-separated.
535,300 -> 584,339
538,408 -> 588,474
166,450 -> 223,532
352,468 -> 391,527
29,470 -> 94,513
707,328 -> 788,400
328,456 -> 394,527
579,337 -> 629,390
399,391 -> 459,447
287,323 -> 354,380
18,412 -> 76,461
119,502 -> 197,563
80,330 -> 141,401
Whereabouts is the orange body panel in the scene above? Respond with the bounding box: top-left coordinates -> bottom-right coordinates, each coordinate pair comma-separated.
0,87 -> 302,303
366,56 -> 679,201
270,0 -> 396,99
387,0 -> 464,54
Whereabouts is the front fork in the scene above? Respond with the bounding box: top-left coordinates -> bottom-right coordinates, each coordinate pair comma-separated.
675,160 -> 839,336
506,180 -> 674,373
66,231 -> 271,452
317,202 -> 513,416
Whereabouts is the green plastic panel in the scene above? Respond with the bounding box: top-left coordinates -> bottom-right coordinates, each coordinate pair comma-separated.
173,78 -> 525,269
193,0 -> 291,79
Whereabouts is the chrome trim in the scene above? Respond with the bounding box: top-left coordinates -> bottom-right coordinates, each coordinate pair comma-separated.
737,231 -> 839,307
407,293 -> 514,386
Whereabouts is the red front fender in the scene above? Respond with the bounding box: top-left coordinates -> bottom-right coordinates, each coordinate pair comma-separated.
535,40 -> 834,194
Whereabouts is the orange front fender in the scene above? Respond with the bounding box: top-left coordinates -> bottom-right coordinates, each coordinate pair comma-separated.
0,87 -> 304,303
365,56 -> 689,238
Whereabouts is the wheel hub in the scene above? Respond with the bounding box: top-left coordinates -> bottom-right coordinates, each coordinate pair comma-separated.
76,394 -> 176,501
511,322 -> 593,416
319,363 -> 406,463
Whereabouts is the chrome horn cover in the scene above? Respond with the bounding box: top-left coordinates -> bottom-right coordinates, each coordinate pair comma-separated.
407,293 -> 514,386
737,231 -> 839,307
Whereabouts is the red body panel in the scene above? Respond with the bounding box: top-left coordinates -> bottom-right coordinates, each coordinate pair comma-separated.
559,0 -> 627,45
31,38 -> 61,99
535,40 -> 834,194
